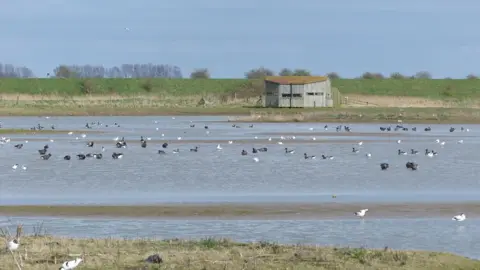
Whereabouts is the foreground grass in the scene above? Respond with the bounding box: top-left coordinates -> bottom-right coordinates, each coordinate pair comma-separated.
1,236 -> 478,269
1,78 -> 479,99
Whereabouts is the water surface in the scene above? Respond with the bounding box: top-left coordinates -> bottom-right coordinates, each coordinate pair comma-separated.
0,116 -> 478,205
1,216 -> 478,259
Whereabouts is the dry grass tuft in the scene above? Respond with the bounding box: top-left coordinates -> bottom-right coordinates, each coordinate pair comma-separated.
0,235 -> 478,269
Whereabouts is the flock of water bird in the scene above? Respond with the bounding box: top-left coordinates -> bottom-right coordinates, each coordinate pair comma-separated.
0,120 -> 473,269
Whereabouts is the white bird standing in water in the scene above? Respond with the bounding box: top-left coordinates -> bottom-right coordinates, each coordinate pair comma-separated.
355,209 -> 369,217
253,157 -> 259,162
12,164 -> 18,170
452,213 -> 466,221
216,144 -> 222,150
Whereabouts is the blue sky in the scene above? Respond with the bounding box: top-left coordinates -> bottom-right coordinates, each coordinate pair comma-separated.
1,0 -> 479,78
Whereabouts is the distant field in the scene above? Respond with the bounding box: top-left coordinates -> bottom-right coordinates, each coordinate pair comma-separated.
0,78 -> 479,120
333,79 -> 480,99
0,78 -> 479,99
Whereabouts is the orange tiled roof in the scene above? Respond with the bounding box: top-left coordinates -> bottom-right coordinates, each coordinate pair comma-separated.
264,76 -> 328,84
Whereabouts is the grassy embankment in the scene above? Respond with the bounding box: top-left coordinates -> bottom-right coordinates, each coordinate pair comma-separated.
1,78 -> 480,122
1,236 -> 478,269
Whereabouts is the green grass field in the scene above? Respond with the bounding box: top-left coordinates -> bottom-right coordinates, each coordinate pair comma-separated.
0,78 -> 479,122
0,78 -> 263,98
333,79 -> 480,99
0,78 -> 479,99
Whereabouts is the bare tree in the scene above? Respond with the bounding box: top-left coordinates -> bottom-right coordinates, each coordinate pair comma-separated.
106,66 -> 123,78
245,67 -> 275,79
190,68 -> 210,79
327,72 -> 340,79
279,68 -> 293,76
0,63 -> 35,78
414,71 -> 432,79
292,69 -> 311,76
50,64 -> 183,78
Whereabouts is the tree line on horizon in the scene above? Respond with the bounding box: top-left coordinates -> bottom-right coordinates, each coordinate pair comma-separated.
0,62 -> 479,80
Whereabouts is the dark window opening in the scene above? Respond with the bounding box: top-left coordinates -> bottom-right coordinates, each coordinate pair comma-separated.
306,92 -> 324,96
282,94 -> 302,98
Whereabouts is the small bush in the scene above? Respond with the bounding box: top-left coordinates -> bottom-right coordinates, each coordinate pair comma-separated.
442,85 -> 453,97
327,72 -> 340,79
362,72 -> 383,79
190,68 -> 210,79
79,79 -> 94,94
414,71 -> 432,79
390,72 -> 405,79
361,72 -> 375,79
141,79 -> 153,92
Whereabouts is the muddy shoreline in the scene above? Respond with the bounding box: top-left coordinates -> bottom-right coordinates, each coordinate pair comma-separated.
1,202 -> 478,219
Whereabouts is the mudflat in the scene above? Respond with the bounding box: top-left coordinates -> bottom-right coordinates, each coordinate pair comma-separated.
0,202 -> 477,219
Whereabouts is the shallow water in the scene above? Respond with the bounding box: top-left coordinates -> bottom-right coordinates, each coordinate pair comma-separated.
1,216 -> 479,259
0,116 -> 479,205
